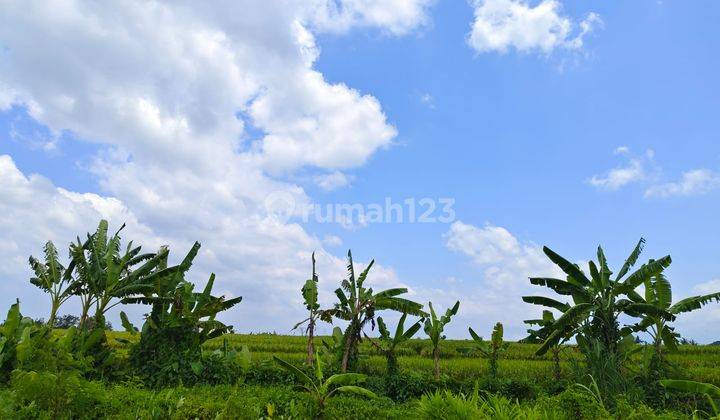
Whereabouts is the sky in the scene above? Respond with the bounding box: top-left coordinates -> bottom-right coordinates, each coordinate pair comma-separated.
1,0 -> 719,342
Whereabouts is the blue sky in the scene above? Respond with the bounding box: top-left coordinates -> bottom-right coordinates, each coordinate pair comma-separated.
1,0 -> 719,341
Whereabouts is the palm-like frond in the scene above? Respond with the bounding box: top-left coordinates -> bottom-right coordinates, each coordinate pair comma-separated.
616,238 -> 645,281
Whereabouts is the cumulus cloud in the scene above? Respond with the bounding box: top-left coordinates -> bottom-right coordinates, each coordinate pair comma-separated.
588,148 -> 655,191
467,0 -> 601,54
314,171 -> 353,191
644,169 -> 720,198
436,220 -> 563,338
589,148 -> 720,198
306,0 -> 436,35
0,1 -> 432,330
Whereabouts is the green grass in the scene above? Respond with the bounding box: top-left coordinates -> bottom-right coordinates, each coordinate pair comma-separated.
105,331 -> 720,386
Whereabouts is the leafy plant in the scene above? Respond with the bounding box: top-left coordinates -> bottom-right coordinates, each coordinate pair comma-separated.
522,238 -> 674,396
273,353 -> 376,416
523,310 -> 570,380
68,220 -> 168,328
423,301 -> 459,380
0,300 -> 34,381
293,252 -> 334,366
124,242 -> 242,386
660,379 -> 720,417
331,250 -> 425,372
28,241 -> 77,327
468,322 -> 509,378
628,272 -> 720,364
366,313 -> 422,375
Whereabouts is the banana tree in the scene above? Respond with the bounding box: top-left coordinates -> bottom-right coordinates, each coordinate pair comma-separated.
522,238 -> 674,357
0,300 -> 34,380
628,272 -> 720,363
122,242 -> 242,385
523,310 -> 570,380
28,241 -> 78,327
660,379 -> 720,417
468,322 -> 509,378
423,301 -> 459,380
366,313 -> 422,375
122,242 -> 242,342
332,250 -> 425,372
68,220 -> 168,328
274,353 -> 376,416
293,252 -> 335,366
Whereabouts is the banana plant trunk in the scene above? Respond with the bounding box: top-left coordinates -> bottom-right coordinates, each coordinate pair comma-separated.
307,319 -> 315,366
341,334 -> 353,372
79,298 -> 93,330
386,351 -> 398,376
552,346 -> 561,381
341,323 -> 359,373
433,346 -> 440,380
48,300 -> 60,328
654,336 -> 664,365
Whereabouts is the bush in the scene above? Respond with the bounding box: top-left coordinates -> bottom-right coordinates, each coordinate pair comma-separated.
416,390 -> 483,419
219,385 -> 314,419
324,395 -> 410,420
373,371 -> 439,402
555,388 -> 610,420
9,370 -> 105,417
129,324 -> 203,387
476,377 -> 540,401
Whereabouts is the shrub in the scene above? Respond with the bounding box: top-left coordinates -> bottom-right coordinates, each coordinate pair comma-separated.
10,370 -> 105,417
556,388 -> 610,420
416,390 -> 483,419
324,395 -> 409,420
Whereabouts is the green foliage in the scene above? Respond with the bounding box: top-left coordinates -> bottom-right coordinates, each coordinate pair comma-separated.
68,219 -> 168,328
661,379 -> 720,417
468,322 -> 509,378
416,390 -> 484,419
9,370 -> 106,417
627,272 -> 720,369
423,301 -> 459,380
126,242 -> 242,386
293,252 -> 335,366
331,250 -> 425,372
523,238 -> 674,397
273,353 -> 377,414
368,313 -> 422,375
556,387 -> 611,420
28,241 -> 76,327
0,300 -> 34,380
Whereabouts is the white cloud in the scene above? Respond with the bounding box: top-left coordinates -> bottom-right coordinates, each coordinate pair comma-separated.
305,0 -> 435,36
589,158 -> 645,190
694,279 -> 720,296
444,221 -> 559,287
436,220 -> 563,338
590,148 -> 720,199
322,234 -> 343,246
314,171 -> 352,191
588,148 -> 655,191
467,0 -> 600,54
671,279 -> 720,342
0,1 -> 432,330
644,169 -> 720,198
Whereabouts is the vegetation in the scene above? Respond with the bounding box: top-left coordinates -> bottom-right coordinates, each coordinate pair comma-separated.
367,313 -> 423,375
523,238 -> 677,396
274,353 -> 376,416
468,322 -> 509,378
424,301 -> 460,380
2,223 -> 720,418
330,250 -> 425,372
